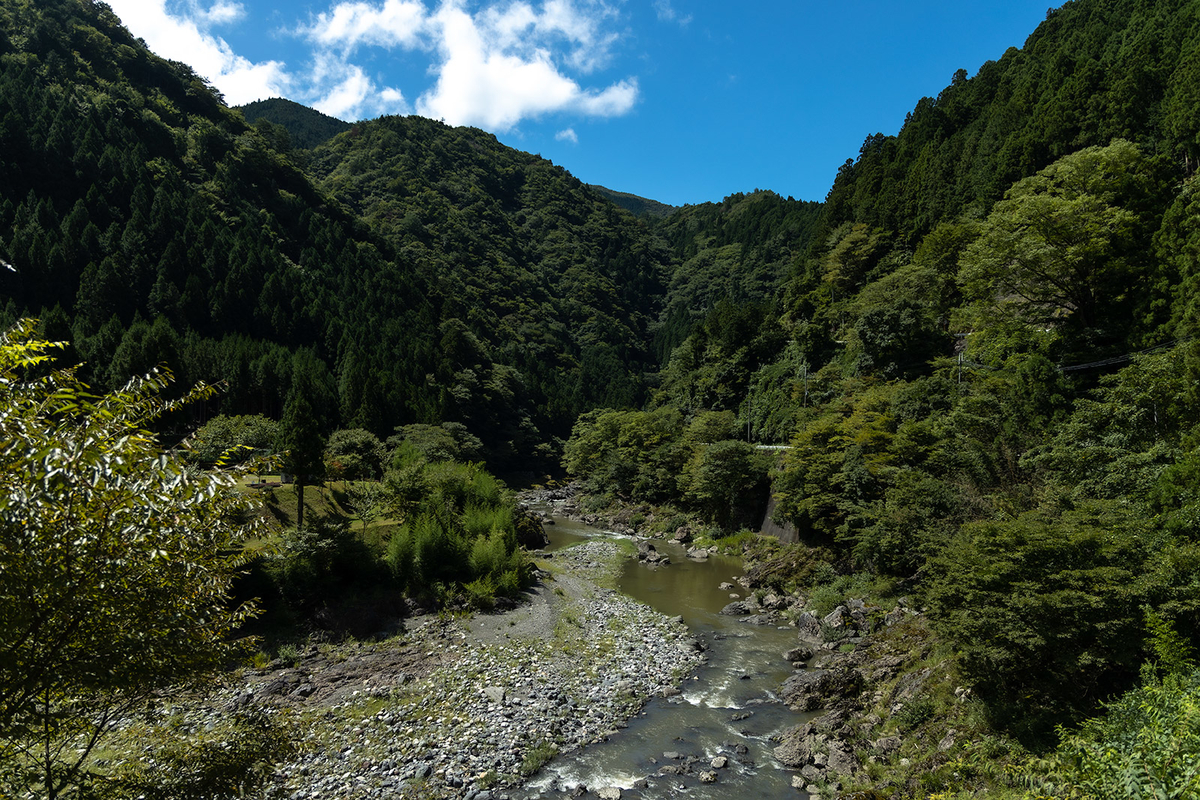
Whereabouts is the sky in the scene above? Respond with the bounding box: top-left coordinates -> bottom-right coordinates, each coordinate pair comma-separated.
104,0 -> 1057,207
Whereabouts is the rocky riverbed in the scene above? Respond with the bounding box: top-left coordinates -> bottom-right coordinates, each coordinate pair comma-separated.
113,541 -> 705,800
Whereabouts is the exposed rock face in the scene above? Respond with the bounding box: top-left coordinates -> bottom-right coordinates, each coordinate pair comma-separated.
780,665 -> 864,712
772,602 -> 937,796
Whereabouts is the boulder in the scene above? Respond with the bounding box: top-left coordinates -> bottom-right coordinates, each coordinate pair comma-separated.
826,741 -> 858,776
785,645 -> 815,664
822,605 -> 848,629
761,593 -> 787,610
773,725 -> 813,767
720,600 -> 755,616
514,507 -> 550,549
780,666 -> 863,711
796,611 -> 822,640
597,788 -> 622,800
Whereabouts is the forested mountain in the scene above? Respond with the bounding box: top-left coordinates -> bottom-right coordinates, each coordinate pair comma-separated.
587,184 -> 678,218
238,97 -> 351,149
0,0 -> 695,467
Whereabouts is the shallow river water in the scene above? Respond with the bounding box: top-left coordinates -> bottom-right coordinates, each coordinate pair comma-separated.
515,513 -> 808,799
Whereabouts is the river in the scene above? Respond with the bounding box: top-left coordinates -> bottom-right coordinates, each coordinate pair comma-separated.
515,512 -> 809,799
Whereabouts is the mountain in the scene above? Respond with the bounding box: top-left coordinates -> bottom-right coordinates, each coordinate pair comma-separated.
0,0 -> 684,466
587,185 -> 678,218
237,97 -> 352,149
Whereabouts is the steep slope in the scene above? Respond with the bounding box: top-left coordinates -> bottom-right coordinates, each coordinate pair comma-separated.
0,0 -> 431,429
817,0 -> 1199,245
305,116 -> 674,448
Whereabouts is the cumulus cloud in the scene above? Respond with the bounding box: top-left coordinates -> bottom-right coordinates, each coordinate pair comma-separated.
304,0 -> 429,50
110,0 -> 639,127
200,1 -> 245,25
107,0 -> 289,105
555,127 -> 578,143
308,52 -> 410,118
301,0 -> 638,129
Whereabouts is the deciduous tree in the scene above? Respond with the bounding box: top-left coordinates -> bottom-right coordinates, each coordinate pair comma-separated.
0,321 -> 263,798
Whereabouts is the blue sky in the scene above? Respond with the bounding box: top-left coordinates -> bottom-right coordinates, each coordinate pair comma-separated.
106,0 -> 1056,206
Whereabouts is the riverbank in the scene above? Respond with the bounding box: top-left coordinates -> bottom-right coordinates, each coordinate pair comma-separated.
108,541 -> 705,800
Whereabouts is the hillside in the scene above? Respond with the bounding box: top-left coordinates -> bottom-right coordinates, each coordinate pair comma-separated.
238,97 -> 351,149
562,0 -> 1200,788
587,184 -> 678,218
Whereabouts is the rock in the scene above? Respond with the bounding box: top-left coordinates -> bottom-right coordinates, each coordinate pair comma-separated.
822,606 -> 848,629
780,666 -> 864,711
687,548 -> 709,560
873,736 -> 901,755
711,756 -> 728,769
773,726 -> 812,767
673,527 -> 692,543
718,582 -> 735,591
785,645 -> 814,663
826,741 -> 857,776
740,613 -> 779,626
597,787 -> 622,800
515,507 -> 551,549
699,771 -> 717,783
795,611 -> 822,640
761,593 -> 787,610
482,686 -> 506,704
720,601 -> 754,616
791,774 -> 806,789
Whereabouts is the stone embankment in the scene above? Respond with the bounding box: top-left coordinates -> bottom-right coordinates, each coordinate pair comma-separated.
225,541 -> 705,799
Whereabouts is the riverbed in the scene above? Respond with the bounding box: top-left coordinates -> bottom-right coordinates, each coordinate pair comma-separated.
516,513 -> 807,798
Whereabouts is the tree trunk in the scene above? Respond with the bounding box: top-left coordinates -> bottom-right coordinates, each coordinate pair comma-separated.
296,476 -> 305,531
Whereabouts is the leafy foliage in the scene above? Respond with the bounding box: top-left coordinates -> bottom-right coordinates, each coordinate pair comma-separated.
0,321 -> 264,798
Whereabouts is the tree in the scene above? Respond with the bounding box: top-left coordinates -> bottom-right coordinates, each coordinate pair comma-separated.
0,321 -> 263,798
683,439 -> 764,528
958,140 -> 1163,341
323,427 -> 385,481
276,391 -> 326,532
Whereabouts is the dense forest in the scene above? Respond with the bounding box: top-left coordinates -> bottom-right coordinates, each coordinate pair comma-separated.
4,0 -> 1200,795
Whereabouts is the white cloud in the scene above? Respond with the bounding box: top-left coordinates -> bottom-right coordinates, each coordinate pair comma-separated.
652,0 -> 691,26
107,0 -> 289,105
200,1 -> 245,25
302,0 -> 637,129
304,0 -> 429,50
111,0 -> 639,128
307,53 -> 410,118
555,127 -> 578,143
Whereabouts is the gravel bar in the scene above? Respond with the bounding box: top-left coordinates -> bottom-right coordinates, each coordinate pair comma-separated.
258,541 -> 703,799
